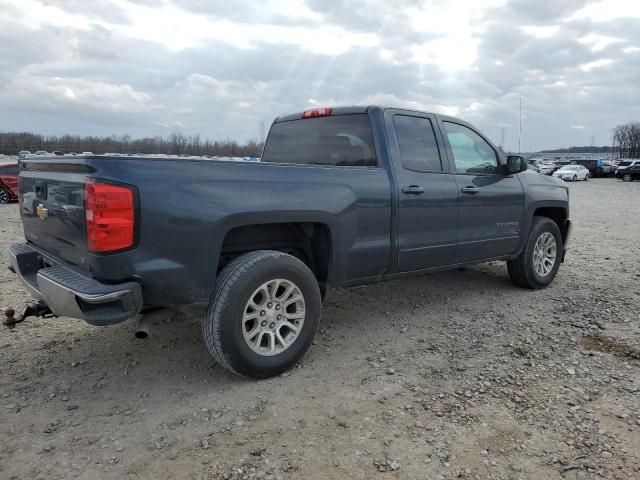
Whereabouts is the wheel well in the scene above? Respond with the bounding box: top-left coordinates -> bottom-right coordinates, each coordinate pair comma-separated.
219,222 -> 331,287
533,207 -> 568,242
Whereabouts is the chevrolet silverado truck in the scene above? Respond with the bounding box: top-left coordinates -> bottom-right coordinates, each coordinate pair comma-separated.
7,106 -> 571,378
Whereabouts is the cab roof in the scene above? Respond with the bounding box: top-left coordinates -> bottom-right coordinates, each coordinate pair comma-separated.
273,105 -> 467,125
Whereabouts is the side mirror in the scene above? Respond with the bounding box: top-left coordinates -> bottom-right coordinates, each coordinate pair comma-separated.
506,155 -> 528,174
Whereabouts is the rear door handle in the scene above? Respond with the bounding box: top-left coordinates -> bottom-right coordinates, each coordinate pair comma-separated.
402,185 -> 425,195
461,186 -> 479,194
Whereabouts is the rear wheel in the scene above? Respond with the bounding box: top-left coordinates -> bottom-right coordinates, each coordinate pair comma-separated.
0,189 -> 10,204
623,174 -> 633,182
584,173 -> 589,181
203,250 -> 321,378
572,175 -> 577,181
508,217 -> 563,289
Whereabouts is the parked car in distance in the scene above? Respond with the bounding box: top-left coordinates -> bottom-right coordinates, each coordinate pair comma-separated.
601,161 -> 616,176
34,150 -> 49,155
553,164 -> 590,181
536,161 -> 555,175
616,164 -> 640,182
18,150 -> 31,157
0,161 -> 19,204
615,159 -> 640,176
8,105 -> 571,379
570,159 -> 609,177
527,159 -> 540,173
52,151 -> 64,156
81,151 -> 94,155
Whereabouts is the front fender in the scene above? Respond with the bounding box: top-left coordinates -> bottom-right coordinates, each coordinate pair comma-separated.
513,173 -> 570,258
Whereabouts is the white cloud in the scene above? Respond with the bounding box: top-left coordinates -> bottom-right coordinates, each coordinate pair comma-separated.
107,0 -> 377,54
578,33 -> 624,52
0,75 -> 153,113
579,58 -> 614,71
568,0 -> 640,22
521,25 -> 560,38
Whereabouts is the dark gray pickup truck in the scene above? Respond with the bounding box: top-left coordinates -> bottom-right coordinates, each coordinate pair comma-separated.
8,106 -> 571,378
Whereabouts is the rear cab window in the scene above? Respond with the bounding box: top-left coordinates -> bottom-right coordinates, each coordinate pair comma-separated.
393,115 -> 443,172
261,114 -> 377,167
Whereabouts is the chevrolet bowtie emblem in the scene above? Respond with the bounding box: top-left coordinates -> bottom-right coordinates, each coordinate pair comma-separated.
36,204 -> 48,221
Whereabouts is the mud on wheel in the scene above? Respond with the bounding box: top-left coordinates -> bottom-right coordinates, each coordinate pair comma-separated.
203,250 -> 321,379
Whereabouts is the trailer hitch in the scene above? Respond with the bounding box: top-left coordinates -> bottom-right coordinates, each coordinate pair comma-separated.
3,303 -> 54,328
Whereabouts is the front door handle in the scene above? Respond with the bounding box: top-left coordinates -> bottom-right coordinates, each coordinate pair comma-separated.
402,185 -> 425,195
461,186 -> 479,194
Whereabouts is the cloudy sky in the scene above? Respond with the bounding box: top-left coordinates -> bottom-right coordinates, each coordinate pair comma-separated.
1,0 -> 639,151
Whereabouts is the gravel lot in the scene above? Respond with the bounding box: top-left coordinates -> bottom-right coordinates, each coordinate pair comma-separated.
1,178 -> 639,480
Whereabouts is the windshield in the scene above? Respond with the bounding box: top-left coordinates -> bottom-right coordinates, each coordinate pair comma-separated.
262,114 -> 377,167
618,161 -> 632,166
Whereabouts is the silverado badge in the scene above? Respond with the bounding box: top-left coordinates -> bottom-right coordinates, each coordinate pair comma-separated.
36,204 -> 48,221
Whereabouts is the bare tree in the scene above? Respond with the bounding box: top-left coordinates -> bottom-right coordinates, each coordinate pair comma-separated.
612,122 -> 640,159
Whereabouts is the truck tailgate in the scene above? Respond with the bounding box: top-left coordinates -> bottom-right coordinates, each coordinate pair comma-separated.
19,161 -> 89,268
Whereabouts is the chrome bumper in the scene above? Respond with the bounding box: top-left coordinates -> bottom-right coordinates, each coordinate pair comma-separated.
8,243 -> 142,326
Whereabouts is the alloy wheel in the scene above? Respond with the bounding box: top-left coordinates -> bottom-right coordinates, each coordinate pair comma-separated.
532,232 -> 557,277
242,279 -> 306,356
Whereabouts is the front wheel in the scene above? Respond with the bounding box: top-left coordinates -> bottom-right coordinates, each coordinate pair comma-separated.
507,217 -> 563,289
584,173 -> 589,181
0,189 -> 10,204
622,174 -> 633,182
203,250 -> 321,378
572,175 -> 577,182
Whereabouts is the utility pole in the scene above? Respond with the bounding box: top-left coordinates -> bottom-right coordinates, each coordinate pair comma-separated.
260,121 -> 265,145
499,127 -> 506,149
518,97 -> 522,155
590,135 -> 595,147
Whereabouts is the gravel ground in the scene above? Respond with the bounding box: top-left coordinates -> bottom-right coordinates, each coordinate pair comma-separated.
1,178 -> 639,480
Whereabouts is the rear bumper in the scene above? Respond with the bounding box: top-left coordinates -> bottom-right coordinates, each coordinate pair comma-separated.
8,243 -> 142,326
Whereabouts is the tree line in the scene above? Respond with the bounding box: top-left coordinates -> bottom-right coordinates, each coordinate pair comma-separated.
0,132 -> 263,157
542,146 -> 612,154
612,122 -> 640,159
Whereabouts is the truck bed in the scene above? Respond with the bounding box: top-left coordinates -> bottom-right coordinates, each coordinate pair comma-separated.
17,154 -> 392,314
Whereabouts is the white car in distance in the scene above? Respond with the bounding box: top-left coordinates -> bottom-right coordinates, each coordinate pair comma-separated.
553,164 -> 590,182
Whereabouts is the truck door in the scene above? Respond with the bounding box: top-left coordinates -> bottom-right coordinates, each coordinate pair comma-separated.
385,110 -> 459,271
439,120 -> 525,263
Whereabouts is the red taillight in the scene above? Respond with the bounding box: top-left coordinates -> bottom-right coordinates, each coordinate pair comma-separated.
85,183 -> 135,253
302,107 -> 332,119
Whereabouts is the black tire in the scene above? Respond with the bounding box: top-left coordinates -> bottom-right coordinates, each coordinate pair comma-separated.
0,189 -> 10,204
622,174 -> 633,182
584,173 -> 589,181
507,216 -> 563,289
572,175 -> 577,182
203,250 -> 321,379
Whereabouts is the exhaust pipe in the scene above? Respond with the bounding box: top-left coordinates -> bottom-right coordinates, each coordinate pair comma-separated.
134,309 -> 175,339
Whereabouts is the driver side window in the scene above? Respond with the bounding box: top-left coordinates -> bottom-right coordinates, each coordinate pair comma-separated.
443,121 -> 499,174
